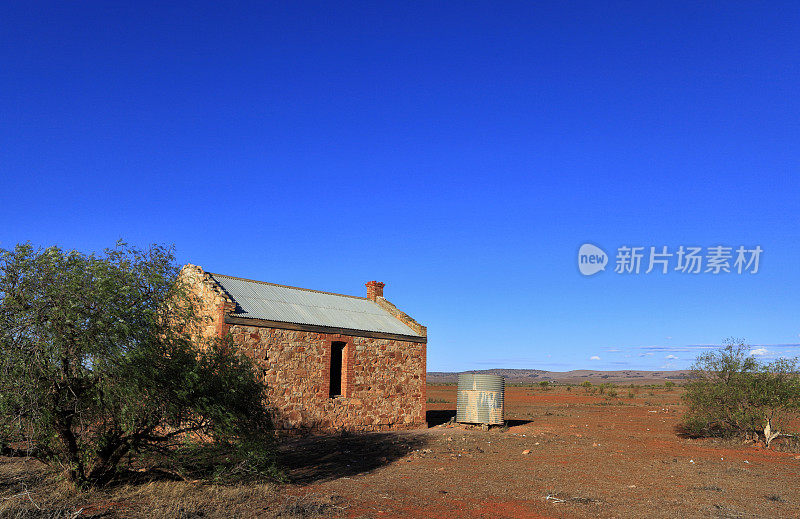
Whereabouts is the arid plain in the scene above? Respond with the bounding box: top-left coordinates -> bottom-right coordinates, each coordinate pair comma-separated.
2,384 -> 799,518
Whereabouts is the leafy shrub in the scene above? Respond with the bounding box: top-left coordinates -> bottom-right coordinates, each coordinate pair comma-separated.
682,339 -> 800,445
0,242 -> 275,487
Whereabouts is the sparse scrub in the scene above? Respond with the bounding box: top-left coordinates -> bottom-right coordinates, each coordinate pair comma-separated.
682,339 -> 800,447
597,383 -> 617,398
581,381 -> 597,394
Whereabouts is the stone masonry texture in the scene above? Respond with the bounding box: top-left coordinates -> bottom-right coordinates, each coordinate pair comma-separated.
180,265 -> 427,432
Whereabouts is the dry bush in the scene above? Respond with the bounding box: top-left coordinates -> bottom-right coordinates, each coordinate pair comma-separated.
682,339 -> 800,446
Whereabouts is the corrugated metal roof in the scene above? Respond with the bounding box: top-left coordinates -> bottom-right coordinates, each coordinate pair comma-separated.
209,274 -> 421,337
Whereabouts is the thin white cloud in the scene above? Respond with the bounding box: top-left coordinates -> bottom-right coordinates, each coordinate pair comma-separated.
640,345 -> 716,352
607,348 -> 621,352
665,354 -> 679,360
749,348 -> 769,356
639,352 -> 654,357
590,355 -> 601,361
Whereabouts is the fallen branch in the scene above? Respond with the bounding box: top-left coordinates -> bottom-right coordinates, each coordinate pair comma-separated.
1,489 -> 42,511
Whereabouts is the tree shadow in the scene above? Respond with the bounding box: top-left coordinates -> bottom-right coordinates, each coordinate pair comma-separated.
0,456 -> 49,492
276,431 -> 427,485
674,423 -> 702,439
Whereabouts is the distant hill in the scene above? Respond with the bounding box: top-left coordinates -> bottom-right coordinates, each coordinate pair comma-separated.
427,369 -> 692,385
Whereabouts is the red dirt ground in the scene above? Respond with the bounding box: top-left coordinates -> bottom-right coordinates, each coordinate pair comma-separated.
2,385 -> 798,518
291,385 -> 800,518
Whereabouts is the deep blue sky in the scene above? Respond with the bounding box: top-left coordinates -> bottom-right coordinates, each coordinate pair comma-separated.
2,2 -> 799,371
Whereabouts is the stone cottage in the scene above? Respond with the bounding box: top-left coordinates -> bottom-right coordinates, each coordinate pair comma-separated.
181,265 -> 427,431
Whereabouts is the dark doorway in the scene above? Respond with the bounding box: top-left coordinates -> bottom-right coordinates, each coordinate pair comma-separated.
329,341 -> 345,397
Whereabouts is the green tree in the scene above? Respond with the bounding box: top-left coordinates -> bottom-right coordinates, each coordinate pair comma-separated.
0,242 -> 273,487
682,338 -> 800,445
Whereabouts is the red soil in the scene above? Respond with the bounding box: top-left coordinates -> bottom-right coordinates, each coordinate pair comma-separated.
295,385 -> 800,518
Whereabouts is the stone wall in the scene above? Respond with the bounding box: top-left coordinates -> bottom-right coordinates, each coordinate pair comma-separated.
179,264 -> 234,340
230,325 -> 426,431
182,265 -> 427,431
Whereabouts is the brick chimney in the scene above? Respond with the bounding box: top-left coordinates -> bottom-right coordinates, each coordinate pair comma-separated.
365,280 -> 385,300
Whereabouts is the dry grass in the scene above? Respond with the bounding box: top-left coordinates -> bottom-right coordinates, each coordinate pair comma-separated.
0,429 -> 423,518
0,458 -> 343,519
4,386 -> 800,518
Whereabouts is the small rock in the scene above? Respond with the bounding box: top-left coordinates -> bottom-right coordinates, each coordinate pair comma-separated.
522,449 -> 531,455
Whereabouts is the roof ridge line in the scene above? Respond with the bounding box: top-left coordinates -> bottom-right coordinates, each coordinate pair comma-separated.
207,273 -> 368,300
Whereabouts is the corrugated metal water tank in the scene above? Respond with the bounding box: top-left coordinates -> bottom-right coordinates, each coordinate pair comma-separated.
456,374 -> 505,425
